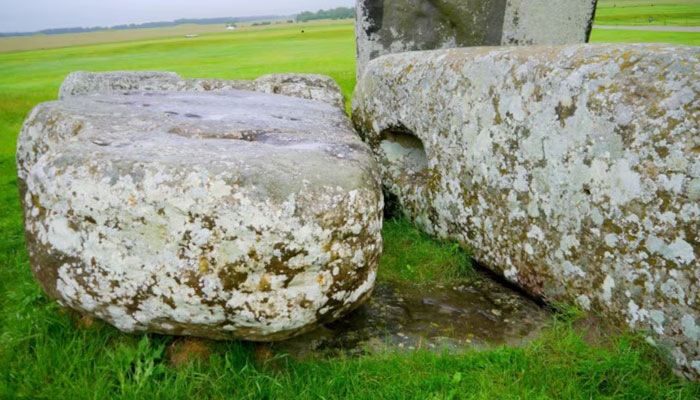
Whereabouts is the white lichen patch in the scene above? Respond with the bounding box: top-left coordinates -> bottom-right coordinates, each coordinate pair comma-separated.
17,88 -> 382,341
352,43 -> 700,379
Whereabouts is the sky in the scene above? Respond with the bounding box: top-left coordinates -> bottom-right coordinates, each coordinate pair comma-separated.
0,0 -> 354,33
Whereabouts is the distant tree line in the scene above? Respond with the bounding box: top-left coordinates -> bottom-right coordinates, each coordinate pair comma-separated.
296,7 -> 355,23
0,15 -> 292,37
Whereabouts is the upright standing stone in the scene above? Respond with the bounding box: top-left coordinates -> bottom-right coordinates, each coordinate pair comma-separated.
355,0 -> 599,78
353,43 -> 700,379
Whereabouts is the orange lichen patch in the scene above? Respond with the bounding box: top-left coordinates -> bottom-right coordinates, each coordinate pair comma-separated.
198,256 -> 210,274
619,51 -> 638,71
257,274 -> 271,292
167,338 -> 212,368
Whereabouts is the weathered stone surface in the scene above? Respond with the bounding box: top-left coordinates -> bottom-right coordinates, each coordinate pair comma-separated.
355,0 -> 598,78
274,276 -> 550,358
59,71 -> 345,110
17,90 -> 382,341
352,44 -> 700,378
253,74 -> 346,110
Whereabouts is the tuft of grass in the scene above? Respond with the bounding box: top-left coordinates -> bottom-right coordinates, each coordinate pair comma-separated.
380,217 -> 472,283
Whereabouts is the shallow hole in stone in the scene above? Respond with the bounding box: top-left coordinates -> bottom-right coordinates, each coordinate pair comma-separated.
91,139 -> 110,146
379,126 -> 429,176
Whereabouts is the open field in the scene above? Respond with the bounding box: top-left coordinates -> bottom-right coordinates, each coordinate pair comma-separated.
592,1 -> 700,47
596,0 -> 700,26
0,19 -> 352,54
1,17 -> 700,400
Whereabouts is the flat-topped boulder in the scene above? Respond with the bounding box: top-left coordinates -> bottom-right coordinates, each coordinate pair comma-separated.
355,0 -> 599,78
59,71 -> 346,110
17,89 -> 383,341
352,43 -> 700,378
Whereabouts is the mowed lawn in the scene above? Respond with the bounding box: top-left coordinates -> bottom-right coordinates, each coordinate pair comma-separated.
2,21 -> 700,399
591,28 -> 700,45
592,0 -> 700,44
595,0 -> 700,26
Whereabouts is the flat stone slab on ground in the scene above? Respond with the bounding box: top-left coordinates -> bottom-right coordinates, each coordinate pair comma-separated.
353,43 -> 700,379
17,89 -> 383,341
274,272 -> 550,358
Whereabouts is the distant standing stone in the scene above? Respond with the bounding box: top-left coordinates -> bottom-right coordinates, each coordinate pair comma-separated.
17,89 -> 382,341
355,0 -> 599,78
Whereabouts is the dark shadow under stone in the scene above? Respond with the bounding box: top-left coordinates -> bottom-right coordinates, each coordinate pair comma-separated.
273,271 -> 551,358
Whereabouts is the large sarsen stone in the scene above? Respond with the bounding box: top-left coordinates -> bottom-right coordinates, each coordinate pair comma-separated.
352,44 -> 700,378
17,90 -> 382,341
59,70 -> 346,110
355,0 -> 599,78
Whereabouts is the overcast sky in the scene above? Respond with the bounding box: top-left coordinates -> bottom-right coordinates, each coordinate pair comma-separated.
0,0 -> 354,33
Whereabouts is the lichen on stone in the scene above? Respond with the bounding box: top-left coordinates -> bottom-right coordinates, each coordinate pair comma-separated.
352,43 -> 700,379
17,88 -> 383,341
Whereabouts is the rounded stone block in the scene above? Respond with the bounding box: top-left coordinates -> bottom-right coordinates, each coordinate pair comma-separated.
17,90 -> 383,341
353,43 -> 700,378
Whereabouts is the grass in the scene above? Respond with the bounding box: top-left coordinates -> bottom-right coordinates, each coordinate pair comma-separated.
3,312 -> 699,399
590,28 -> 700,45
0,19 -> 354,54
595,0 -> 700,26
380,218 -> 472,283
1,17 -> 700,400
591,0 -> 700,44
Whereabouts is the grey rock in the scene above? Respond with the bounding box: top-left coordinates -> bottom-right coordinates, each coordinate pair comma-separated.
58,71 -> 345,110
58,71 -> 183,98
253,73 -> 346,111
275,276 -> 550,358
352,44 -> 700,379
17,90 -> 382,341
355,0 -> 599,78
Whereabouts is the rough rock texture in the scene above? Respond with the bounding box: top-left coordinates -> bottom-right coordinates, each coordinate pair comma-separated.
59,71 -> 345,110
17,90 -> 383,341
253,74 -> 346,111
275,276 -> 550,358
355,0 -> 598,78
352,44 -> 700,379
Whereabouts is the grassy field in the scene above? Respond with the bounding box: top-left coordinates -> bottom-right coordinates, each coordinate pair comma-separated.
590,28 -> 700,45
0,19 -> 352,54
1,16 -> 700,400
596,0 -> 700,26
